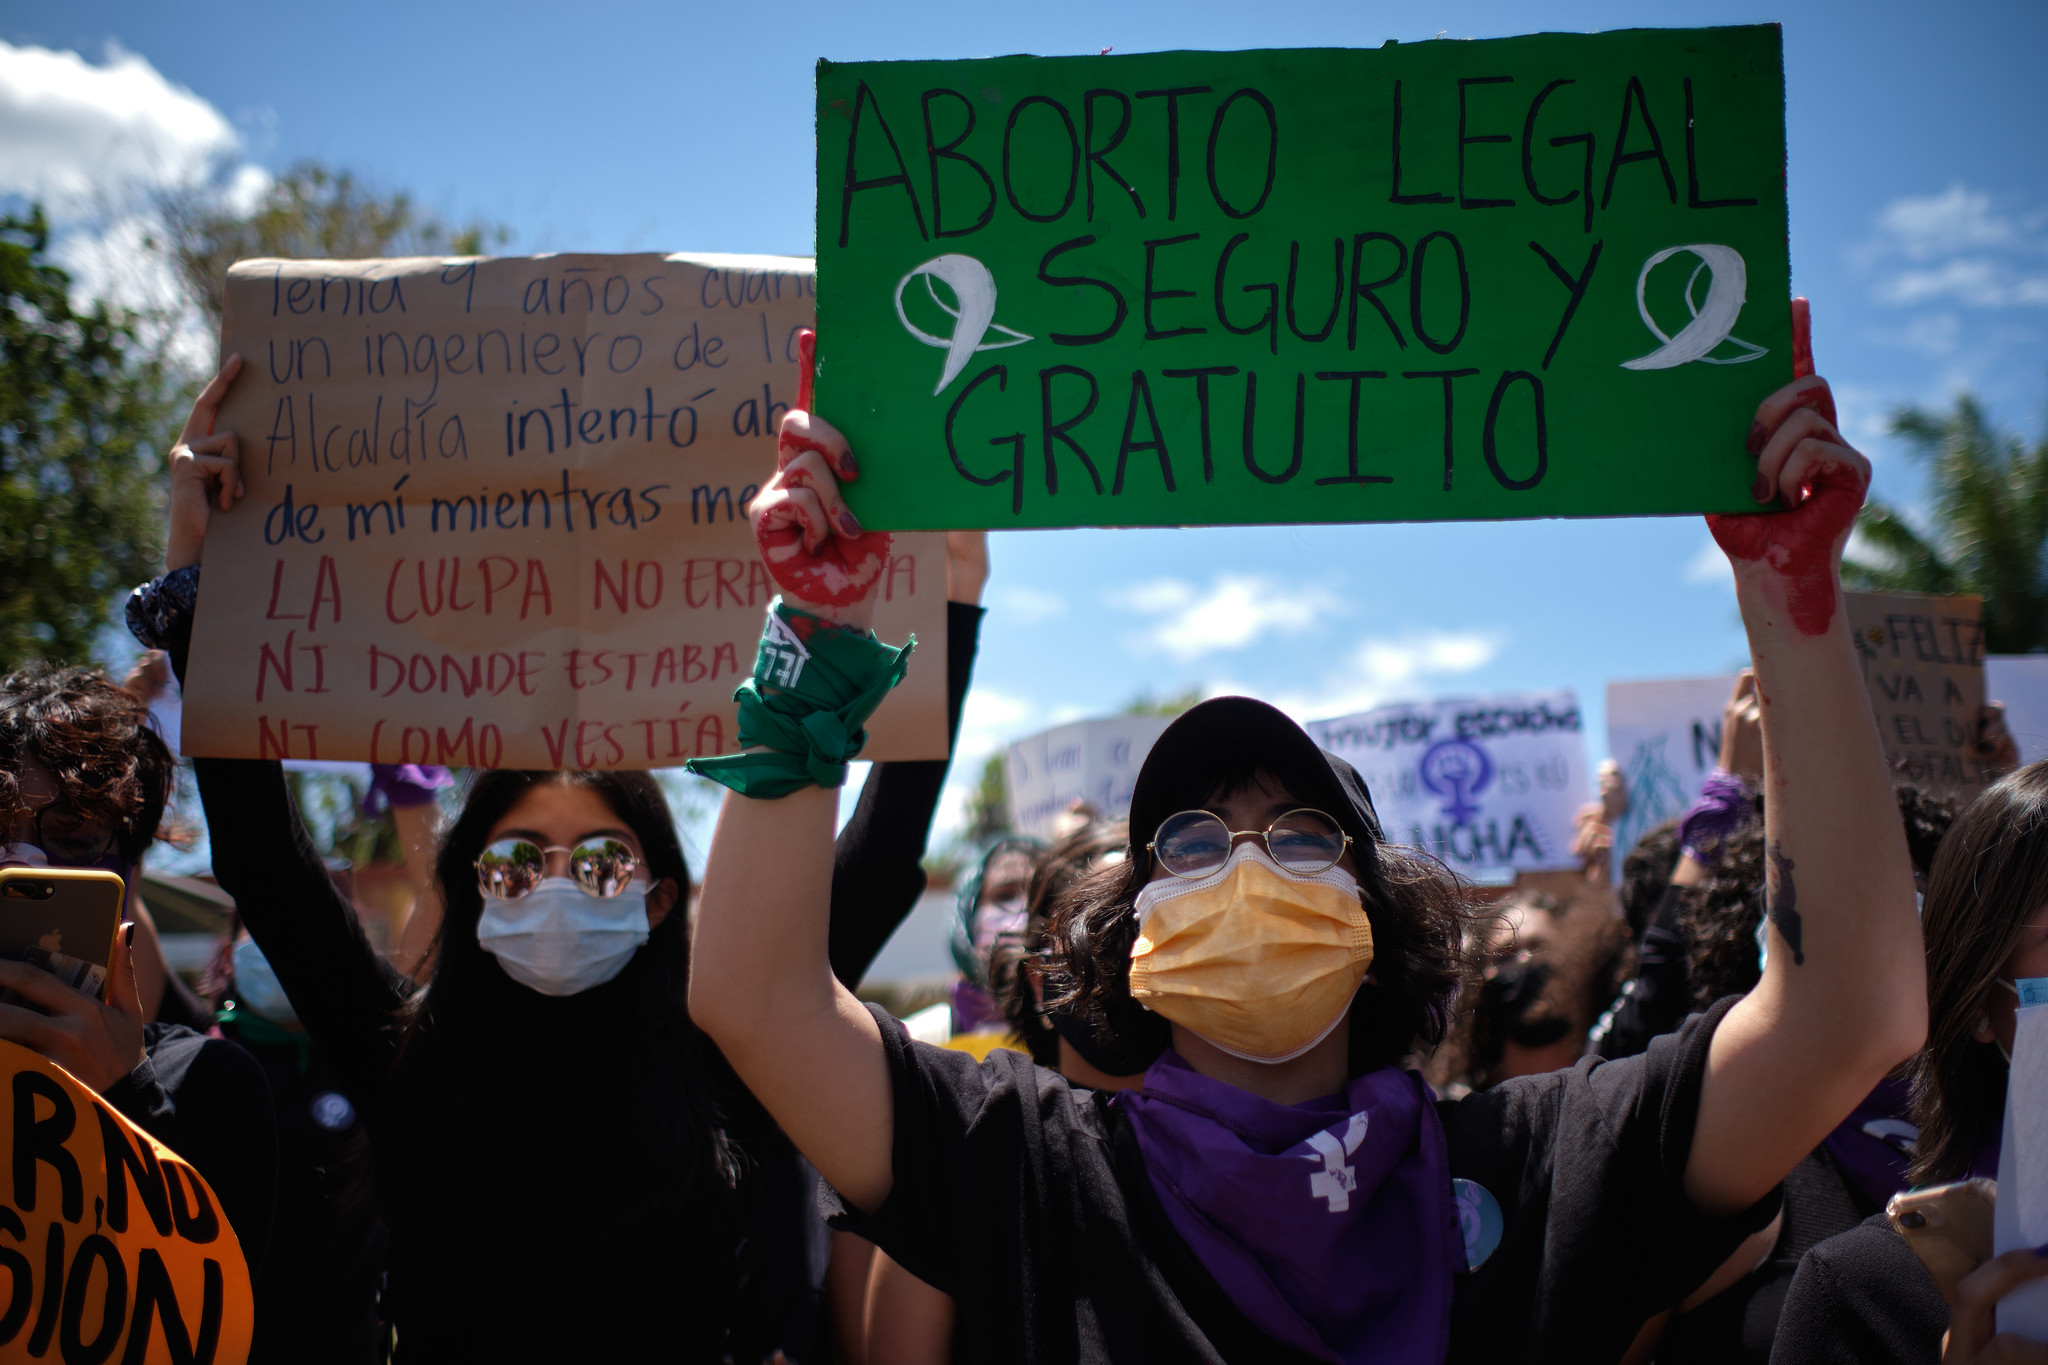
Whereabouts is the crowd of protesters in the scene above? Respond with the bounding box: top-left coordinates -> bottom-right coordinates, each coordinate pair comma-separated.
1,309 -> 2045,1364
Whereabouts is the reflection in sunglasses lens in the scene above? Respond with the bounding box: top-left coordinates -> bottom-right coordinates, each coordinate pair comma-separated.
475,839 -> 545,900
569,841 -> 636,898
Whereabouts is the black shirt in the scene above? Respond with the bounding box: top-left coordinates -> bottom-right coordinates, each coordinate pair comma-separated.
177,601 -> 981,1362
107,1022 -> 278,1281
214,1020 -> 387,1365
1769,1212 -> 1946,1365
1653,1146 -> 1876,1365
825,996 -> 1778,1364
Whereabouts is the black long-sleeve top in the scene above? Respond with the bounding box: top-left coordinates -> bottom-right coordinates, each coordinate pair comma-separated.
161,595 -> 981,1362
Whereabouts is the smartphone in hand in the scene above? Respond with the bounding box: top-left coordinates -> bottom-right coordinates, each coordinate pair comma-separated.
0,867 -> 124,1004
1889,1178 -> 1998,1302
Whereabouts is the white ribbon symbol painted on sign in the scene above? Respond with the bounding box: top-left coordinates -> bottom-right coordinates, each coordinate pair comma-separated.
894,254 -> 1033,395
1620,244 -> 1767,371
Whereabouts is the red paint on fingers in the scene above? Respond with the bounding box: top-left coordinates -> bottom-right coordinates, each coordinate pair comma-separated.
755,518 -> 892,608
797,330 -> 815,412
1707,456 -> 1865,635
1788,298 -> 1837,426
777,432 -> 845,472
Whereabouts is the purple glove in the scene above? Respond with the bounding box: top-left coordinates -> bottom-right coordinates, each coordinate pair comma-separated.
363,764 -> 455,816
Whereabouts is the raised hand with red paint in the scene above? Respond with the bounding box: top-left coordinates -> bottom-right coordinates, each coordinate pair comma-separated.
1705,298 -> 1868,637
1680,295 -> 1925,1229
752,329 -> 894,628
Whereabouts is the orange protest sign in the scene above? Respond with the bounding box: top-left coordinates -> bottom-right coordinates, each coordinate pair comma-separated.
181,253 -> 949,769
0,1040 -> 253,1363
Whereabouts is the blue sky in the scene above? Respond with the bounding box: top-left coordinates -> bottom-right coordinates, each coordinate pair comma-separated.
4,0 -> 2045,843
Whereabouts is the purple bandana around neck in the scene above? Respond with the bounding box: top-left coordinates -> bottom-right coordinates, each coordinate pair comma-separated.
1820,1076 -> 1918,1209
1115,1052 -> 1458,1365
950,980 -> 1004,1035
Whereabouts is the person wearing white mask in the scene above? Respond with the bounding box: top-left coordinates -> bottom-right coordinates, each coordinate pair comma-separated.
132,356 -> 996,1362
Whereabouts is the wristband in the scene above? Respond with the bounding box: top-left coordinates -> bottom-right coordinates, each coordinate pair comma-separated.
686,598 -> 913,799
1678,768 -> 1752,864
125,565 -> 201,651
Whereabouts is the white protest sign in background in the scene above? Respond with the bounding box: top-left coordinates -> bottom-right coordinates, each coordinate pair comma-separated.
1005,716 -> 1172,840
1604,676 -> 1737,865
1995,1001 -> 2048,1337
1307,691 -> 1589,877
1607,658 -> 2048,865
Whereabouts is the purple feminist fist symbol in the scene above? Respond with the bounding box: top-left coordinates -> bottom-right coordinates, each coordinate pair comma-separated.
1418,738 -> 1493,824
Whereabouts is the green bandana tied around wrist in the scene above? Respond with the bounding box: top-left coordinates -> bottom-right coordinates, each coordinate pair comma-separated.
686,597 -> 914,799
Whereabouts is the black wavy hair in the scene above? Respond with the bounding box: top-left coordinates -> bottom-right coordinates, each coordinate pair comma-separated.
0,664 -> 174,863
1680,784 -> 1959,1008
1046,758 -> 1481,1076
378,770 -> 747,1225
990,822 -> 1127,1067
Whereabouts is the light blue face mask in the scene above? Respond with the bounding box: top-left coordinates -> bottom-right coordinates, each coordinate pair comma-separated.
232,937 -> 300,1027
2002,977 -> 2048,1009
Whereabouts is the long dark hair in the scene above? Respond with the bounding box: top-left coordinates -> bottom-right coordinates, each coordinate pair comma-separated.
991,822 -> 1128,1066
380,770 -> 745,1222
1047,764 -> 1481,1076
1910,762 -> 2048,1185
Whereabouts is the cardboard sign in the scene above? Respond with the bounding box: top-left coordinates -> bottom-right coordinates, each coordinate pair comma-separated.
1307,690 -> 1590,875
1846,590 -> 1991,792
0,1040 -> 254,1363
183,254 -> 949,769
1604,675 -> 1737,860
1005,715 -> 1171,838
815,25 -> 1789,530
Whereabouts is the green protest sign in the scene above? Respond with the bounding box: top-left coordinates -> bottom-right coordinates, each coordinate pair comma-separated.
815,25 -> 1789,530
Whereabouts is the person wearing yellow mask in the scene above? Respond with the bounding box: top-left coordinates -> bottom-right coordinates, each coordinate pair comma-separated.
691,337 -> 1928,1363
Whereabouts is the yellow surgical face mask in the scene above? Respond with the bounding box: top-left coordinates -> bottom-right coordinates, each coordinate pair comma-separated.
1127,841 -> 1374,1064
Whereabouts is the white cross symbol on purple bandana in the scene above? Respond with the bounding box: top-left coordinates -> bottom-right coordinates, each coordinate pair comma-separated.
1304,1112 -> 1370,1213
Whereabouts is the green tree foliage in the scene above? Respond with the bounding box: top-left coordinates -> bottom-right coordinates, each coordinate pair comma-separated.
157,161 -> 508,333
1122,686 -> 1204,716
962,752 -> 1011,845
0,208 -> 177,671
1845,392 -> 2048,653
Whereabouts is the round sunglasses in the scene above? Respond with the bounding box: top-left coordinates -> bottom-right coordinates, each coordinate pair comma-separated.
474,838 -> 640,900
1148,807 -> 1351,879
28,800 -> 118,865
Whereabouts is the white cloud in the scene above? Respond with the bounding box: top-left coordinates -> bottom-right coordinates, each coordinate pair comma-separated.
0,41 -> 273,365
0,41 -> 243,210
989,585 -> 1067,625
1351,629 -> 1503,689
1250,627 -> 1506,721
1876,258 -> 2048,309
1858,185 -> 2048,311
1867,311 -> 1962,357
1874,185 -> 2034,262
933,687 -> 1053,850
1683,536 -> 1733,588
1109,573 -> 1343,662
